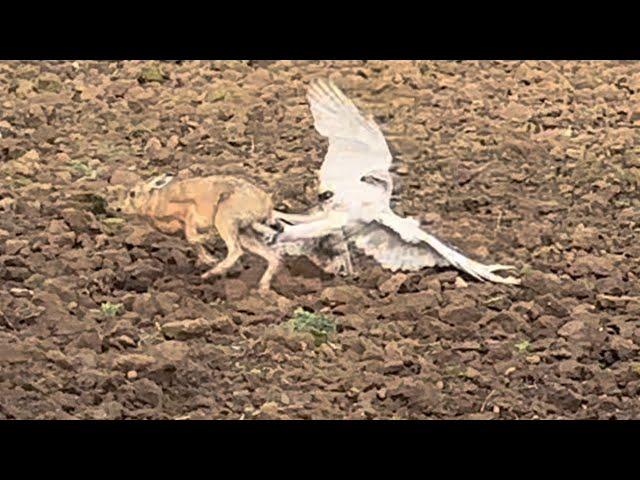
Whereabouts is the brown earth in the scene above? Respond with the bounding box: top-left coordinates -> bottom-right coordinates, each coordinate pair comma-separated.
0,60 -> 639,419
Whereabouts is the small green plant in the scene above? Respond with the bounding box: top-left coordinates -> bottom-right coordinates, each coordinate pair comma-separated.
36,77 -> 62,93
515,339 -> 530,353
10,175 -> 32,187
69,160 -> 97,179
520,264 -> 533,276
138,65 -> 167,83
442,365 -> 469,379
288,308 -> 336,346
102,217 -> 125,225
205,88 -> 226,102
101,302 -> 122,317
101,217 -> 125,236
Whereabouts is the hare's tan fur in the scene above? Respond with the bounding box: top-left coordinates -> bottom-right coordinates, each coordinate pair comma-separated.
118,174 -> 282,292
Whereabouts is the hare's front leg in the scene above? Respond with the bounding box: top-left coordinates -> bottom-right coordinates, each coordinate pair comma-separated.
182,207 -> 216,265
201,205 -> 243,280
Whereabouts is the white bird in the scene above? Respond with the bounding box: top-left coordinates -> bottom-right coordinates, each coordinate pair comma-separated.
274,79 -> 520,285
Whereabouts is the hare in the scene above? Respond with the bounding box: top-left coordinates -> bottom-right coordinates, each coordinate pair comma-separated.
116,173 -> 284,292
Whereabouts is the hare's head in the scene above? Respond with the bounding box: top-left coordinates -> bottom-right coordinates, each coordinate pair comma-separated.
115,173 -> 174,214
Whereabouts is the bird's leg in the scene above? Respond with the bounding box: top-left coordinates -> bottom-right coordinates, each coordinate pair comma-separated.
276,211 -> 348,242
272,209 -> 328,225
250,222 -> 281,245
327,242 -> 354,276
338,238 -> 354,275
319,231 -> 353,276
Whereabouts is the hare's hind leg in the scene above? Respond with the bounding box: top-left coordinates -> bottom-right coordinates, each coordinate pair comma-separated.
201,204 -> 243,280
196,244 -> 217,265
238,234 -> 281,292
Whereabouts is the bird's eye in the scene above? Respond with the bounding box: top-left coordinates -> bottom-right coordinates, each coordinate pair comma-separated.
318,191 -> 334,202
129,191 -> 136,198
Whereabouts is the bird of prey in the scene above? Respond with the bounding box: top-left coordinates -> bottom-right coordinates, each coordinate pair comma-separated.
274,79 -> 520,285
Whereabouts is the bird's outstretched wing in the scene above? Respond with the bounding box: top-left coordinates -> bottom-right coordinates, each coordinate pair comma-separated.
307,79 -> 393,192
364,213 -> 521,285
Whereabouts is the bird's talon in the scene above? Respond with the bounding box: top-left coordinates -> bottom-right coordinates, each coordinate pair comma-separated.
265,232 -> 280,246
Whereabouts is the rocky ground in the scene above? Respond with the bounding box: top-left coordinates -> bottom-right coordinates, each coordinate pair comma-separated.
0,60 -> 639,419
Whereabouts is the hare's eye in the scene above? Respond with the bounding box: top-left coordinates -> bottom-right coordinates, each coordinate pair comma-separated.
129,191 -> 136,198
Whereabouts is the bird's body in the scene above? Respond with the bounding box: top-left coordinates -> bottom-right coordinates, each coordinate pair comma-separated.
274,79 -> 520,285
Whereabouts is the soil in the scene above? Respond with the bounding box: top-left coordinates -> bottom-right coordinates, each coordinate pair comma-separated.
1,60 -> 639,419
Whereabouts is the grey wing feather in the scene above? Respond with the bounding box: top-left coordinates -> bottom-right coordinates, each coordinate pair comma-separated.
352,223 -> 449,272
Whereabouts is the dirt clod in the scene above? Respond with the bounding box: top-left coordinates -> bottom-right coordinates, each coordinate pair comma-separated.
161,318 -> 210,340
